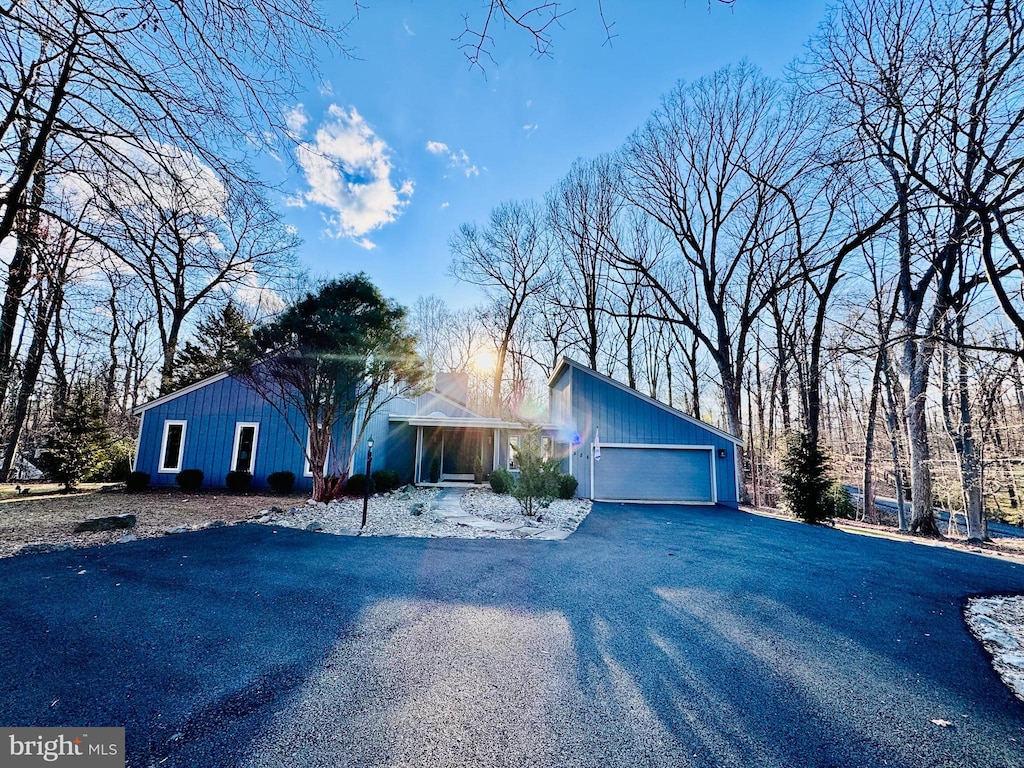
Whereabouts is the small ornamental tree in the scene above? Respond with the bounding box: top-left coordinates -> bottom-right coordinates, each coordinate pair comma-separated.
512,428 -> 560,516
779,431 -> 832,524
237,274 -> 427,502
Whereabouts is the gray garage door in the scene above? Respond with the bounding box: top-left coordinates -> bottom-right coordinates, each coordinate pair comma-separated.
592,446 -> 714,503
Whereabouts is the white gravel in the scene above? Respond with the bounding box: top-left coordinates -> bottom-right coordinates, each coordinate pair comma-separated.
965,595 -> 1024,702
251,486 -> 592,540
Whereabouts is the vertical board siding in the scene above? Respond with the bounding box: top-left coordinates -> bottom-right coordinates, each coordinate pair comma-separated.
136,376 -> 315,491
566,365 -> 738,505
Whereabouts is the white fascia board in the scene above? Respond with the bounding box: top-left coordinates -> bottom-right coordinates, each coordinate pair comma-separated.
550,357 -> 743,446
132,372 -> 231,416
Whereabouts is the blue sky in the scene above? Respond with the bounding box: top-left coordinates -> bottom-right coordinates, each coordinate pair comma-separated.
269,1 -> 832,309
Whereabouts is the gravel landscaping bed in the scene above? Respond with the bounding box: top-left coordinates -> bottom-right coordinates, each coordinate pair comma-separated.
252,486 -> 592,540
965,596 -> 1024,703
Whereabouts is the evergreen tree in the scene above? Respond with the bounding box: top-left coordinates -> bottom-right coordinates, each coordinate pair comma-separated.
512,428 -> 560,516
779,432 -> 832,524
173,301 -> 253,389
238,274 -> 426,502
37,383 -> 112,490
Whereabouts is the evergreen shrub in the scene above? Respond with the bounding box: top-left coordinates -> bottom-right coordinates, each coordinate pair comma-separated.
176,468 -> 204,492
226,470 -> 252,492
267,471 -> 296,494
489,468 -> 514,495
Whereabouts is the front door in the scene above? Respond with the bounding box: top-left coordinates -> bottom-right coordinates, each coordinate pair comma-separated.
442,430 -> 479,480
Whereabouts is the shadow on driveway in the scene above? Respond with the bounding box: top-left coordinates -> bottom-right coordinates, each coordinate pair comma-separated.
1,503 -> 1023,767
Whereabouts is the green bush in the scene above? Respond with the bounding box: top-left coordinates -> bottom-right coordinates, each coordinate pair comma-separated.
345,473 -> 375,496
511,429 -> 560,516
267,471 -> 296,494
557,473 -> 578,499
824,480 -> 856,520
225,470 -> 252,492
473,455 -> 484,483
490,468 -> 514,494
176,468 -> 204,492
125,471 -> 150,492
429,457 -> 440,484
371,469 -> 401,492
86,439 -> 135,482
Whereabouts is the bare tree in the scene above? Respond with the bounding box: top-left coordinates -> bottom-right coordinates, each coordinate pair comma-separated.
547,154 -> 621,370
619,62 -> 817,443
91,155 -> 298,393
449,200 -> 555,413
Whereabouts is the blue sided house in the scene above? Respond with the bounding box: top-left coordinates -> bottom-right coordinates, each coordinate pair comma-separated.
132,358 -> 741,505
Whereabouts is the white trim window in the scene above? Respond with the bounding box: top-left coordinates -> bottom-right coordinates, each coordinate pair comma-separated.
159,420 -> 187,473
304,426 -> 330,477
230,422 -> 260,474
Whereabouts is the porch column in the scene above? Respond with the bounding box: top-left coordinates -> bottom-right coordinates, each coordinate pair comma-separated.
415,426 -> 423,484
493,428 -> 500,472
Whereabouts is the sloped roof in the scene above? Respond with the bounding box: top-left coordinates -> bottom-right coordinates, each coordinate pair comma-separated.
131,372 -> 231,416
548,357 -> 743,446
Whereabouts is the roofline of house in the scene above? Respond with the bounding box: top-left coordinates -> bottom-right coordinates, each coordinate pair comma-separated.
131,371 -> 231,416
548,357 -> 744,446
418,388 -> 489,419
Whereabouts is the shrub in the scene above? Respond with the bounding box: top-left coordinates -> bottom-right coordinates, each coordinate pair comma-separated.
225,470 -> 252,492
125,471 -> 150,492
779,432 -> 831,524
824,480 -> 856,520
86,439 -> 135,482
557,473 -> 578,500
489,467 -> 515,495
473,455 -> 484,484
429,457 -> 440,484
266,471 -> 296,495
511,429 -> 560,516
345,473 -> 375,496
371,469 -> 401,492
176,468 -> 204,492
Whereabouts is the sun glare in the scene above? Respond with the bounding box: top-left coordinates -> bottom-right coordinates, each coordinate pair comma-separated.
471,347 -> 497,373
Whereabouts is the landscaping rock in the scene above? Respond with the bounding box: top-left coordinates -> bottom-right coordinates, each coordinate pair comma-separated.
116,534 -> 137,544
163,526 -> 190,535
305,521 -> 323,532
204,520 -> 227,529
17,542 -> 72,555
409,502 -> 426,516
74,514 -> 137,533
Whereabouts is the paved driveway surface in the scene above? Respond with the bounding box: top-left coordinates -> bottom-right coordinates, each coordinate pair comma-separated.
1,503 -> 1023,767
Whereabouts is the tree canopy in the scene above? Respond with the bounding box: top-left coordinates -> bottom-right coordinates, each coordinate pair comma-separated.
238,274 -> 426,501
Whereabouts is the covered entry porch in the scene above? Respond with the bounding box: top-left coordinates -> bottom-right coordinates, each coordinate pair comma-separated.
396,415 -> 527,486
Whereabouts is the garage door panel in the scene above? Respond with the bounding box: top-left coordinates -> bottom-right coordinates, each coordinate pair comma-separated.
593,446 -> 713,502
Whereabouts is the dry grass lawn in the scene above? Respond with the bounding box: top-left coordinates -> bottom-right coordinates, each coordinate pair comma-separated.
0,482 -> 302,558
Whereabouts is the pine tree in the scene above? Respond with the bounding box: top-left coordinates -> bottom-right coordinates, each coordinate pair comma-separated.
512,428 -> 560,516
779,432 -> 832,524
37,383 -> 112,490
173,301 -> 253,389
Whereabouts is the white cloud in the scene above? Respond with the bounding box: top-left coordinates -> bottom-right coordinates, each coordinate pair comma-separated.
403,20 -> 415,36
440,201 -> 450,209
285,105 -> 308,139
294,105 -> 412,243
522,123 -> 539,137
427,141 -> 480,178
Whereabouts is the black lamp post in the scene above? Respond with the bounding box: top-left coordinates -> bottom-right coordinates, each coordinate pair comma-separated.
361,436 -> 374,529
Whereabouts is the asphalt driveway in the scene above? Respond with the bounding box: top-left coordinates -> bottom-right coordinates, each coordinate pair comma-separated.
1,503 -> 1023,767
